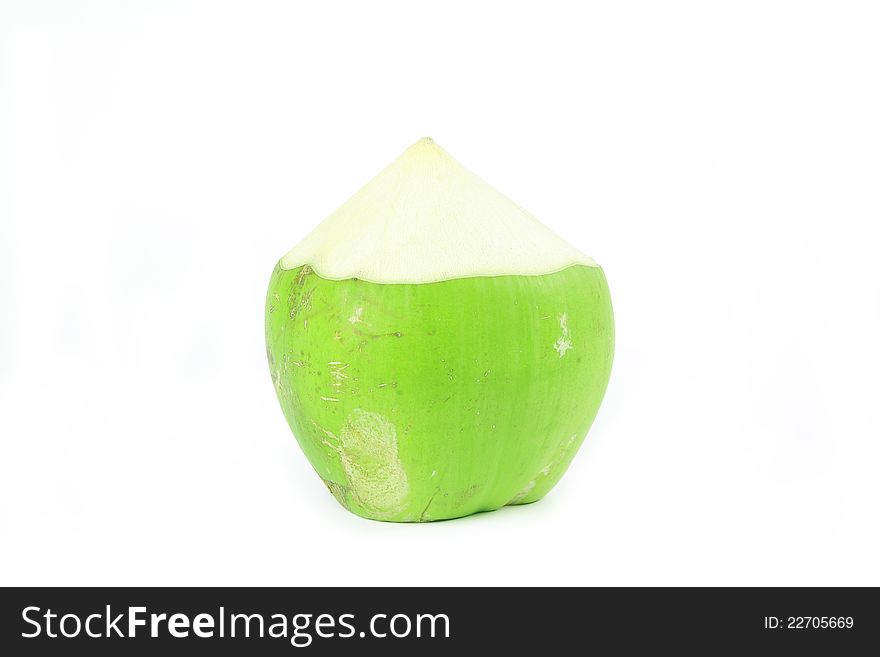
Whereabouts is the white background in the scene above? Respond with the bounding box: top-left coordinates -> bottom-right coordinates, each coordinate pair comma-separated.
2,1 -> 878,586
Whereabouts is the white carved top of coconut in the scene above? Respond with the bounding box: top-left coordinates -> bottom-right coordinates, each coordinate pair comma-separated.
280,137 -> 597,284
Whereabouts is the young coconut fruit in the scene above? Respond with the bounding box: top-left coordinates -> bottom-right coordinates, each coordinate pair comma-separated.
265,138 -> 613,522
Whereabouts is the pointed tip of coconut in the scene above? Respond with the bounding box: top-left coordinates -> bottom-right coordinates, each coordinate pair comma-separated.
281,139 -> 598,284
396,136 -> 447,164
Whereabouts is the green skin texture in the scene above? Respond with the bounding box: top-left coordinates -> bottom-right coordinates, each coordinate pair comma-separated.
265,263 -> 614,522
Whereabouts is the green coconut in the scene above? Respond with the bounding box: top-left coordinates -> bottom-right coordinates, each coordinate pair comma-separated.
265,138 -> 613,522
